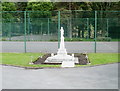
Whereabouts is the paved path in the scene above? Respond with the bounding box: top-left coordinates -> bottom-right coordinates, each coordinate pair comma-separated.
2,63 -> 119,89
1,41 -> 119,53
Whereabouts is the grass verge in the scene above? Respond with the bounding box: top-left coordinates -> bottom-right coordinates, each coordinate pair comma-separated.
77,53 -> 119,67
1,53 -> 119,68
0,53 -> 60,68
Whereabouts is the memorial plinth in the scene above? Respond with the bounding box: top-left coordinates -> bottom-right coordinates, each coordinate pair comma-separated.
45,27 -> 77,67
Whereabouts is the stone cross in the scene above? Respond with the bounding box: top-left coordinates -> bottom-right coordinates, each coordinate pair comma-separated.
60,27 -> 64,38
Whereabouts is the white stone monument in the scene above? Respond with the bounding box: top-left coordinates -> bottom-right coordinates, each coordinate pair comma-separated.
45,27 -> 77,67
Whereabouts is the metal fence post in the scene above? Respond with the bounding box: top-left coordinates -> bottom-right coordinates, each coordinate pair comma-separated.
94,11 -> 97,53
87,18 -> 89,39
58,11 -> 60,48
24,11 -> 27,53
107,19 -> 109,37
27,12 -> 30,41
41,23 -> 42,35
48,18 -> 50,35
9,19 -> 11,41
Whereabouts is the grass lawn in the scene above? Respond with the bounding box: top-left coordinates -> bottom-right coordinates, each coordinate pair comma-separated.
88,53 -> 119,65
0,53 -> 60,68
0,53 -> 119,68
77,53 -> 119,67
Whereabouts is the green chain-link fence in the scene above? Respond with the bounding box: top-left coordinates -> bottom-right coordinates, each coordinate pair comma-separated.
1,10 -> 120,53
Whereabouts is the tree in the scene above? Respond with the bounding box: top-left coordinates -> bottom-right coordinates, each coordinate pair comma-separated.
26,2 -> 54,34
89,2 -> 120,37
26,2 -> 54,18
16,2 -> 27,11
2,2 -> 17,19
2,2 -> 16,11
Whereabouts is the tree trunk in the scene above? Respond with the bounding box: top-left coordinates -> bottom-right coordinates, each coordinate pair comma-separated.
82,30 -> 84,38
78,29 -> 81,38
88,29 -> 91,38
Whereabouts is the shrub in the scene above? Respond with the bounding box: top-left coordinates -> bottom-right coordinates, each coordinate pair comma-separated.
2,38 -> 7,41
97,37 -> 111,41
65,38 -> 83,41
50,39 -> 58,41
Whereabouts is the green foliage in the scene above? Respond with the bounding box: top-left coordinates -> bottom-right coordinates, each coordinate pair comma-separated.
97,37 -> 112,41
2,2 -> 16,11
1,38 -> 7,41
1,2 -> 120,40
2,2 -> 17,19
26,2 -> 54,29
65,38 -> 83,41
16,2 -> 27,11
2,13 -> 14,19
0,2 -> 2,11
26,2 -> 54,18
27,2 -> 53,11
109,26 -> 120,39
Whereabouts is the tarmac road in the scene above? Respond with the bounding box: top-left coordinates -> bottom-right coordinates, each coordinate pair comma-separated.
2,63 -> 119,89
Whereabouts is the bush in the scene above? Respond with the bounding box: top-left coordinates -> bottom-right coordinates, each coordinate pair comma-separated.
2,38 -> 7,41
50,39 -> 58,41
65,38 -> 83,41
97,37 -> 111,41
